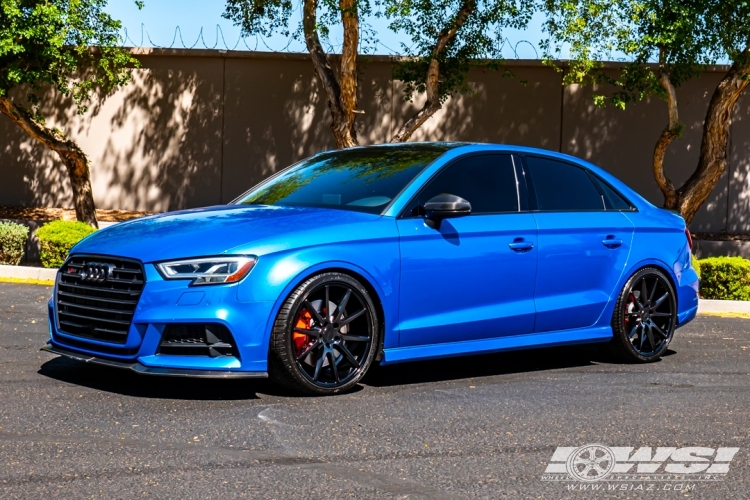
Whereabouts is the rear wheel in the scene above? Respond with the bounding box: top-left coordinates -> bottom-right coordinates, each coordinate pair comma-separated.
269,272 -> 380,395
606,267 -> 676,362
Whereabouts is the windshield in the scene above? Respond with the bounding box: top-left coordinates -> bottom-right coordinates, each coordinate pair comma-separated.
232,145 -> 453,214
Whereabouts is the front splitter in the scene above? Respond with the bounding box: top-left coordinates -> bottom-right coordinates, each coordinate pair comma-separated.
41,344 -> 268,379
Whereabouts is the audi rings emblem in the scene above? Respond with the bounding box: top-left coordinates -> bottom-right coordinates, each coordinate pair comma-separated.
80,262 -> 115,283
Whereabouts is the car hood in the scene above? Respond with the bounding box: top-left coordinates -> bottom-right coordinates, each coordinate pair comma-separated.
71,205 -> 382,263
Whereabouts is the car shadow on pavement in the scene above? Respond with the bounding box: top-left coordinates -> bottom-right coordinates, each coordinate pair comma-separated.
38,357 -> 273,400
37,345 -> 675,399
362,344 -> 672,388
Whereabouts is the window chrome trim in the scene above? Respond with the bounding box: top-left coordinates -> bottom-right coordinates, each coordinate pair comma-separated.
511,155 -> 521,213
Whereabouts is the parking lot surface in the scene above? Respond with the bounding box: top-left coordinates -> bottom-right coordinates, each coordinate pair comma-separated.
1,282 -> 748,499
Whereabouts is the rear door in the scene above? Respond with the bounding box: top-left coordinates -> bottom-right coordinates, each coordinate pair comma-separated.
396,153 -> 538,347
520,155 -> 635,332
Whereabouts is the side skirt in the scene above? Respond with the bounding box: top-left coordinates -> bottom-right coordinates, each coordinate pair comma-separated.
381,326 -> 613,365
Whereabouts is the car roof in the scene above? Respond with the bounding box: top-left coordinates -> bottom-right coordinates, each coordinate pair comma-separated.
358,142 -> 653,213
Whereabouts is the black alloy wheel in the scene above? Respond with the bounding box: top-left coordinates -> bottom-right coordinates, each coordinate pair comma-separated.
607,267 -> 677,362
269,272 -> 380,395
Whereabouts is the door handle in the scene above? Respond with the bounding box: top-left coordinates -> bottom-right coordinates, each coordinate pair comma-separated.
509,239 -> 534,252
602,236 -> 623,248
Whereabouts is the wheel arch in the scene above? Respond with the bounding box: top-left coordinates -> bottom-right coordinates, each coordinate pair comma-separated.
262,261 -> 391,359
617,260 -> 679,311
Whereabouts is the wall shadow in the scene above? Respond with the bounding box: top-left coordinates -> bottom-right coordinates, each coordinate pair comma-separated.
391,64 -> 563,150
1,52 -> 748,236
728,91 -> 750,233
560,70 -> 730,233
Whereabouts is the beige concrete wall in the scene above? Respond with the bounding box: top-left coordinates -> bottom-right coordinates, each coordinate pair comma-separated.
0,49 -> 748,232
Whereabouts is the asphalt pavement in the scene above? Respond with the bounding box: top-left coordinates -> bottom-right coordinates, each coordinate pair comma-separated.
1,281 -> 749,499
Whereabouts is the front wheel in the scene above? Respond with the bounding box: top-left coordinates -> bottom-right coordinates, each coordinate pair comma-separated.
269,272 -> 380,395
606,267 -> 677,362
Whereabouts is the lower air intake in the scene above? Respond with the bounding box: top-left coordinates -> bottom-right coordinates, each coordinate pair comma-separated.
158,324 -> 238,357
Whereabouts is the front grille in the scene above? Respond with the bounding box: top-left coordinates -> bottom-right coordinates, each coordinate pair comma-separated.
158,324 -> 238,357
56,256 -> 145,344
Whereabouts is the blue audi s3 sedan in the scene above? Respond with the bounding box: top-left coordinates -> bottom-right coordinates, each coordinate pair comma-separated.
42,143 -> 699,394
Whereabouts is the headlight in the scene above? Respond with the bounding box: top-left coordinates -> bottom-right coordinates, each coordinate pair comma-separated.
155,256 -> 257,286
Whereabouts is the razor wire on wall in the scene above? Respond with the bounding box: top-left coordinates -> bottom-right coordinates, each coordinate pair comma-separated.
120,24 -> 542,60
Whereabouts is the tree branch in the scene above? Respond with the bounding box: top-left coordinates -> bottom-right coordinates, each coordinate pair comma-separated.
302,0 -> 357,148
653,50 -> 679,208
0,96 -> 79,156
0,96 -> 98,227
677,45 -> 750,224
390,0 -> 476,143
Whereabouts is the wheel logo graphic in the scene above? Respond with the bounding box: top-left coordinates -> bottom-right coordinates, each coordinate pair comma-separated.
566,444 -> 616,482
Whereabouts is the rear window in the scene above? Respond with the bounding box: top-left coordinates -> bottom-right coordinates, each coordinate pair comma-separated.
525,156 -> 605,211
591,175 -> 633,210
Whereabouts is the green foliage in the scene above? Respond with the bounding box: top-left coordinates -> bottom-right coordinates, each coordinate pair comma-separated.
0,0 -> 141,113
386,0 -> 535,103
224,0 -> 379,50
692,253 -> 700,280
0,221 -> 30,266
541,0 -> 750,108
36,220 -> 96,269
223,0 -> 534,104
697,256 -> 750,301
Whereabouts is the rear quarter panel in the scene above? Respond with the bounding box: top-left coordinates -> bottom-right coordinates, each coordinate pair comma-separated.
618,207 -> 699,324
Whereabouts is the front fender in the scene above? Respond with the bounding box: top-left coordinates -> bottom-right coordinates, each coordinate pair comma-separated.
236,243 -> 401,358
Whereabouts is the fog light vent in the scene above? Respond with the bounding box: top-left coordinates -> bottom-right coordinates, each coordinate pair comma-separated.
158,324 -> 238,357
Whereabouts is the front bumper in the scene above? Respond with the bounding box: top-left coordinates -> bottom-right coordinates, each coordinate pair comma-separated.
41,344 -> 267,378
46,262 -> 274,376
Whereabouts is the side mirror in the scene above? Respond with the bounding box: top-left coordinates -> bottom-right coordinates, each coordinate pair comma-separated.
423,194 -> 471,227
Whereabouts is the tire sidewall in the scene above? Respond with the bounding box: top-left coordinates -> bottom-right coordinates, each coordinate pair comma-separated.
270,272 -> 380,395
612,267 -> 677,362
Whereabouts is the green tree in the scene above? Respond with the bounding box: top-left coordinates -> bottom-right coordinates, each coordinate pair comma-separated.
0,0 -> 141,228
543,0 -> 750,225
386,0 -> 534,141
223,0 -> 534,148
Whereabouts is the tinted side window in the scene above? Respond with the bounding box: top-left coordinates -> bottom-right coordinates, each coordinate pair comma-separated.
525,156 -> 604,211
591,175 -> 632,210
406,154 -> 519,215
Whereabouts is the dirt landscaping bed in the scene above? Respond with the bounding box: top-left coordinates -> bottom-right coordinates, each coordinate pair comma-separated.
0,205 -> 154,222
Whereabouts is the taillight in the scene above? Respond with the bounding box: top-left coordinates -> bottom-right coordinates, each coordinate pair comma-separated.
684,228 -> 693,250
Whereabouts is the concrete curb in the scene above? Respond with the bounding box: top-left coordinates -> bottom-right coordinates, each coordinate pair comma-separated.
0,264 -> 57,282
698,299 -> 750,315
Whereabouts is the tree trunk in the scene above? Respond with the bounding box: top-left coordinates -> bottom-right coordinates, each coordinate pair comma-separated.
302,0 -> 359,148
337,0 -> 359,147
652,54 -> 680,208
0,96 -> 99,228
671,51 -> 750,225
390,0 -> 476,143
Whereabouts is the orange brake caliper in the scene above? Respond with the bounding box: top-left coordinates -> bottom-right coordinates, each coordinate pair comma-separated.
293,310 -> 314,356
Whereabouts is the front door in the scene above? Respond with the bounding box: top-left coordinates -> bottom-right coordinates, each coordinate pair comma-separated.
396,154 -> 539,347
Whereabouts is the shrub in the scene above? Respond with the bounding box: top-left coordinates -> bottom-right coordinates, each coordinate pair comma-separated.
692,254 -> 700,280
698,256 -> 750,301
36,220 -> 96,269
0,221 -> 30,265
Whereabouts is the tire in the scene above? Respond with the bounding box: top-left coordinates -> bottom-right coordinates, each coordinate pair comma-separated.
605,267 -> 677,363
269,272 -> 380,395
